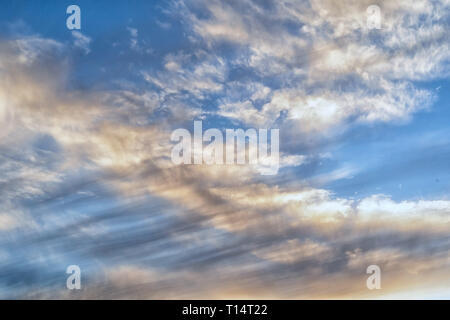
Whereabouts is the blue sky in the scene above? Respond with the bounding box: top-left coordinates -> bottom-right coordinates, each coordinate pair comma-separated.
4,0 -> 447,201
0,0 -> 449,298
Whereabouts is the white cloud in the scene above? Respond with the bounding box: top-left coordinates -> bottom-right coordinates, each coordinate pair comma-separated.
71,31 -> 91,54
178,0 -> 448,132
127,27 -> 139,50
358,194 -> 450,221
14,37 -> 64,64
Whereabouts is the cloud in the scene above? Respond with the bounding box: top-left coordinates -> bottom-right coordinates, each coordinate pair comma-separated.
176,0 -> 448,132
358,194 -> 450,222
71,31 -> 91,54
127,27 -> 139,50
142,50 -> 226,100
12,37 -> 64,65
0,213 -> 19,231
0,2 -> 449,299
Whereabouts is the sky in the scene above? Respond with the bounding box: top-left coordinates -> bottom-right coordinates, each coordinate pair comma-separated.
0,0 -> 449,299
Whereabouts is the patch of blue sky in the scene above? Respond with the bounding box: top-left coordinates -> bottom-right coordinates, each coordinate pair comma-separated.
319,79 -> 450,201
